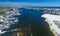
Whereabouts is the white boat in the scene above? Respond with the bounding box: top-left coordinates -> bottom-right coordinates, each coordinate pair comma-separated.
0,16 -> 4,22
0,8 -> 21,35
41,14 -> 60,36
0,30 -> 6,34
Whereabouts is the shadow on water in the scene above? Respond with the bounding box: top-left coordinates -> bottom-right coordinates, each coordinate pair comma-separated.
17,8 -> 54,36
2,8 -> 54,36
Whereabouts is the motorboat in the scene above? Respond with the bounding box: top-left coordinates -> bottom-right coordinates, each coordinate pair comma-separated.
0,8 -> 21,35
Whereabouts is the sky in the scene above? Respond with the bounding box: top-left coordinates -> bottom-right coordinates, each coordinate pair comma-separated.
0,0 -> 59,2
0,0 -> 60,6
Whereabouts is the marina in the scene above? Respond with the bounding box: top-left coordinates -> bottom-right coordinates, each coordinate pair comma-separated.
0,7 -> 60,36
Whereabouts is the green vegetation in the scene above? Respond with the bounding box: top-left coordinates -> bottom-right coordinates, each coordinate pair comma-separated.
0,10 -> 6,15
0,7 -> 16,15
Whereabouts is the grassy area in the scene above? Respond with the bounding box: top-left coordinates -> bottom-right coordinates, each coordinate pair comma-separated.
0,11 -> 6,15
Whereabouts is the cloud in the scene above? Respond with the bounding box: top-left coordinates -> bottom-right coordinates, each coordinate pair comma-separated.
0,2 -> 60,7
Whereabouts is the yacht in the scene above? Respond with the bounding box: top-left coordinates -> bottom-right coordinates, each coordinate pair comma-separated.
0,8 -> 21,35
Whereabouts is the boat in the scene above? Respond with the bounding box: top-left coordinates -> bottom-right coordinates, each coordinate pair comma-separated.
0,8 -> 21,34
